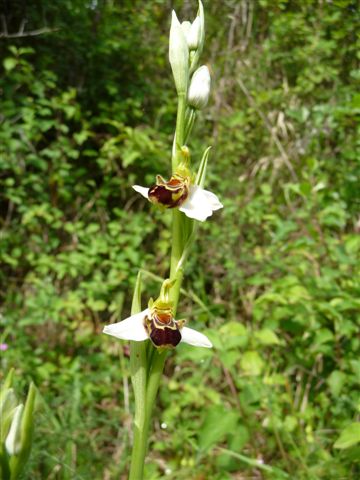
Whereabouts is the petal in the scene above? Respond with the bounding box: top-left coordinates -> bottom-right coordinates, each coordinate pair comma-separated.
180,326 -> 213,348
133,185 -> 150,199
103,309 -> 149,342
203,190 -> 223,210
179,185 -> 222,221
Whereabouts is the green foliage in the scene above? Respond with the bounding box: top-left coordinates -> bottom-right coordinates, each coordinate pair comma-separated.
1,0 -> 359,479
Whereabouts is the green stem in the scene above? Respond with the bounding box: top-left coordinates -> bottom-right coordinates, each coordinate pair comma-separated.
143,349 -> 167,435
184,108 -> 196,144
128,341 -> 147,480
169,210 -> 185,310
129,90 -> 189,479
128,274 -> 148,480
172,94 -> 186,172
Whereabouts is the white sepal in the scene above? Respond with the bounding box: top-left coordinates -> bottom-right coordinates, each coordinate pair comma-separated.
179,185 -> 223,222
103,309 -> 149,342
133,185 -> 149,199
188,65 -> 211,110
169,11 -> 189,95
181,326 -> 212,348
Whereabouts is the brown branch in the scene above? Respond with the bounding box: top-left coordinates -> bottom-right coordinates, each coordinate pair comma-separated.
0,16 -> 57,39
0,27 -> 57,38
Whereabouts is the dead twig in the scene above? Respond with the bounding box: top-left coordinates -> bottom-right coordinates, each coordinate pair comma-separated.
0,15 -> 58,39
0,27 -> 57,38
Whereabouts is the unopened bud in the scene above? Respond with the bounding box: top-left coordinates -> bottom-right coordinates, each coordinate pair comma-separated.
169,11 -> 189,95
181,21 -> 191,38
181,17 -> 201,50
5,404 -> 24,456
187,17 -> 201,50
188,65 -> 211,110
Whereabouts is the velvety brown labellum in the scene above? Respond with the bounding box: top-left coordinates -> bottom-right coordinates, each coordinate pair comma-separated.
149,326 -> 182,348
148,174 -> 189,208
145,310 -> 182,348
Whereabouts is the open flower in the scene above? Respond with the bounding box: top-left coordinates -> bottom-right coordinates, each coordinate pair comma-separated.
103,306 -> 212,349
133,174 -> 222,222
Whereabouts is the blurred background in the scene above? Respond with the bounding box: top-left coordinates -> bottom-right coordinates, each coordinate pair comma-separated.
1,0 -> 359,478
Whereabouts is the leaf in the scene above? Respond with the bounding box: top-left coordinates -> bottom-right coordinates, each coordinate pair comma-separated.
334,423 -> 360,449
3,57 -> 17,71
327,370 -> 347,397
218,322 -> 248,350
240,351 -> 264,376
255,329 -> 281,345
198,405 -> 239,452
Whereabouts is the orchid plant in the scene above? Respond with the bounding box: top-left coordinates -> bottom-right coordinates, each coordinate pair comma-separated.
103,2 -> 222,478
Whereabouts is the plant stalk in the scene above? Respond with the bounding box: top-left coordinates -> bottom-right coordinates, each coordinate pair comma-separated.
128,87 -> 189,479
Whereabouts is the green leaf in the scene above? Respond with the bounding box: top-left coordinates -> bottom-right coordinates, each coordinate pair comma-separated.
240,351 -> 264,376
3,57 -> 17,71
255,329 -> 281,345
334,423 -> 360,449
327,370 -> 347,397
198,405 -> 239,452
218,322 -> 248,350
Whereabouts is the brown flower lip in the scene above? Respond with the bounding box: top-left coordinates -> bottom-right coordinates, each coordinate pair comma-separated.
148,174 -> 189,209
145,308 -> 183,348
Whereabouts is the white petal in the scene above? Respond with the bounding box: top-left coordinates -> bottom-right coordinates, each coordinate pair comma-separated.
103,309 -> 149,342
203,189 -> 223,210
181,326 -> 213,348
133,185 -> 149,199
179,185 -> 222,221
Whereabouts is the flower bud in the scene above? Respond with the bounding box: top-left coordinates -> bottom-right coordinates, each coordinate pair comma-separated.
5,404 -> 24,456
187,17 -> 201,50
188,65 -> 211,110
181,21 -> 191,38
0,374 -> 37,480
169,11 -> 189,95
181,17 -> 201,50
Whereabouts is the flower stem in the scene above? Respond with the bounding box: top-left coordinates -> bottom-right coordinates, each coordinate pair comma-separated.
129,86 -> 189,480
172,93 -> 186,172
128,411 -> 147,480
128,274 -> 148,480
128,340 -> 147,480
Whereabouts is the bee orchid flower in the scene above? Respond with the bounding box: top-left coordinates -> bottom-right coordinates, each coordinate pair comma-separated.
103,306 -> 212,349
133,172 -> 222,222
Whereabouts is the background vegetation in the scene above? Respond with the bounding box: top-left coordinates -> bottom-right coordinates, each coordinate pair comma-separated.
1,0 -> 359,478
